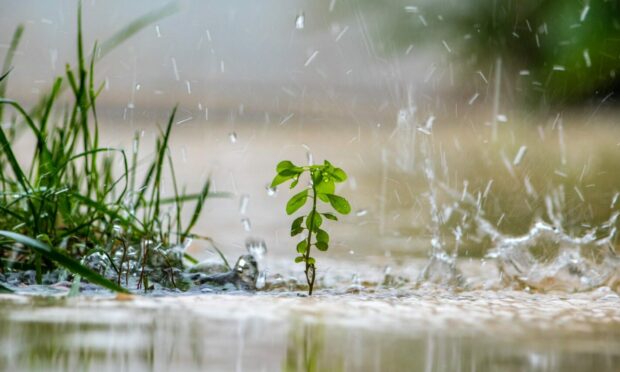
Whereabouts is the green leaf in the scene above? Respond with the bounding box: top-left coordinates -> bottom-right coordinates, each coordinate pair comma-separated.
0,231 -> 129,293
315,177 -> 335,196
278,168 -> 302,177
306,211 -> 322,230
330,168 -> 347,182
277,160 -> 296,173
286,189 -> 308,215
316,242 -> 328,251
271,173 -> 294,188
322,212 -> 338,221
289,177 -> 299,189
294,256 -> 305,263
316,229 -> 329,243
291,216 -> 305,236
291,216 -> 304,230
307,257 -> 316,265
296,240 -> 308,254
325,194 -> 351,214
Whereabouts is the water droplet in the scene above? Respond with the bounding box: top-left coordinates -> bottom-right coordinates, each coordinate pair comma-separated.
112,224 -> 123,237
241,218 -> 251,232
355,209 -> 368,217
239,194 -> 249,215
349,250 -> 354,255
245,238 -> 267,259
228,132 -> 237,144
255,271 -> 267,289
266,185 -> 277,197
295,13 -> 305,29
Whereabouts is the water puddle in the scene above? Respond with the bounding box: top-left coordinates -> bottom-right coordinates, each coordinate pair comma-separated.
1,288 -> 620,371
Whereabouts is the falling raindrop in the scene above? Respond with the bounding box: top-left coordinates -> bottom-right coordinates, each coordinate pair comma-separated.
295,12 -> 305,29
356,209 -> 368,217
228,132 -> 237,144
241,218 -> 251,232
239,194 -> 249,215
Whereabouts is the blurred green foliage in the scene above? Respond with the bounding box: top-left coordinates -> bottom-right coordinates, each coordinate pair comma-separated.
346,0 -> 620,105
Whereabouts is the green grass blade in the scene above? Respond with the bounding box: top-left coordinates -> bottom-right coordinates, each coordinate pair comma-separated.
181,179 -> 211,241
0,231 -> 129,293
158,191 -> 231,205
97,3 -> 179,59
0,121 -> 31,191
0,24 -> 24,121
0,68 -> 12,84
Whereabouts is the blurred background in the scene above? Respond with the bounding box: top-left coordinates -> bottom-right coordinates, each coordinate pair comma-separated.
1,0 -> 620,262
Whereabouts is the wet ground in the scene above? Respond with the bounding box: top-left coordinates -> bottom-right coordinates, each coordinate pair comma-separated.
1,287 -> 620,372
1,255 -> 620,371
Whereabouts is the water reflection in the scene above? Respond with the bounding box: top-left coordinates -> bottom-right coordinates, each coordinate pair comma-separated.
1,294 -> 619,372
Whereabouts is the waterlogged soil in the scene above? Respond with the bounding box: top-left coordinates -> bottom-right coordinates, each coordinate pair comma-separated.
1,282 -> 620,371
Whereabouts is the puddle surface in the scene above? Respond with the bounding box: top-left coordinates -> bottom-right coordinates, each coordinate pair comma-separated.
1,287 -> 620,372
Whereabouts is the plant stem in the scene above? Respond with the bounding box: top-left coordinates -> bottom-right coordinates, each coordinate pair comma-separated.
304,182 -> 318,295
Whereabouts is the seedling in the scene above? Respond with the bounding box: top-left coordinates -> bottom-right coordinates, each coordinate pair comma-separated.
271,159 -> 351,295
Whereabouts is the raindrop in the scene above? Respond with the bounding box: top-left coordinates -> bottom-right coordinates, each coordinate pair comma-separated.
580,5 -> 590,22
583,49 -> 591,68
266,185 -> 277,197
355,209 -> 368,217
241,218 -> 251,232
245,238 -> 267,259
228,132 -> 237,144
171,57 -> 180,81
239,194 -> 249,215
513,146 -> 528,165
611,192 -> 619,209
295,13 -> 305,29
496,114 -> 508,122
304,50 -> 319,67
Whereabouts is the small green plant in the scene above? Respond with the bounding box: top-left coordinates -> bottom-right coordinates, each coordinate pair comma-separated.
271,160 -> 351,295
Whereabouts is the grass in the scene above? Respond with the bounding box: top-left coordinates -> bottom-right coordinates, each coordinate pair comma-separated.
0,2 -> 217,293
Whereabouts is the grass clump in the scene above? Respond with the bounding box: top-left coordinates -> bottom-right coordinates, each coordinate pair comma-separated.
0,2 -> 214,293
